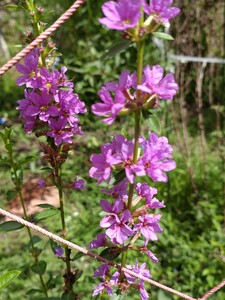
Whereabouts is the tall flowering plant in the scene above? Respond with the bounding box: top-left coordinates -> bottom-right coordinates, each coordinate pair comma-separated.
89,0 -> 180,299
9,1 -> 86,297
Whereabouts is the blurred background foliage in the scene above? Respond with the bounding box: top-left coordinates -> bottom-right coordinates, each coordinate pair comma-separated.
0,0 -> 224,299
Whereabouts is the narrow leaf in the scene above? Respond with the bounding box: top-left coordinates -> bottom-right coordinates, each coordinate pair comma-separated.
4,4 -> 20,10
147,114 -> 161,134
100,248 -> 121,261
152,32 -> 174,40
26,289 -> 44,296
37,204 -> 56,209
35,208 -> 59,222
71,252 -> 85,261
101,41 -> 131,60
0,270 -> 21,290
61,291 -> 77,300
18,156 -> 37,166
0,221 -> 24,232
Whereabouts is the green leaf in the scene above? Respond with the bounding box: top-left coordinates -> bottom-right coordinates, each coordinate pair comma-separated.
37,204 -> 56,209
0,132 -> 6,143
40,166 -> 54,171
74,269 -> 83,282
18,156 -> 37,166
0,221 -> 24,232
71,252 -> 85,261
101,41 -> 131,60
37,10 -> 54,21
31,261 -> 47,275
4,4 -> 20,10
152,32 -> 174,40
110,170 -> 126,186
146,114 -> 161,134
0,270 -> 21,290
100,248 -> 121,261
35,208 -> 59,222
61,291 -> 77,300
26,289 -> 44,296
27,235 -> 42,249
6,190 -> 18,201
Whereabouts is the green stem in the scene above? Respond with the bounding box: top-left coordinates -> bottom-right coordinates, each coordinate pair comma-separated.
29,0 -> 46,67
121,36 -> 145,272
57,165 -> 73,292
9,152 -> 48,297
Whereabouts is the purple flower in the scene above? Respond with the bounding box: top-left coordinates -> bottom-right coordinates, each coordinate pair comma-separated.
89,233 -> 107,249
99,198 -> 125,234
55,89 -> 86,126
37,178 -> 46,189
105,70 -> 137,92
144,0 -> 180,24
54,247 -> 64,257
16,48 -> 40,87
99,0 -> 142,31
25,91 -> 58,122
92,87 -> 126,125
89,144 -> 113,184
94,264 -> 110,279
47,118 -> 74,146
134,132 -> 176,182
135,183 -> 165,209
139,281 -> 149,300
140,247 -> 158,263
102,209 -> 133,244
124,261 -> 151,284
134,214 -> 162,243
124,261 -> 151,300
138,65 -> 178,100
101,179 -> 128,201
92,281 -> 113,297
72,177 -> 85,190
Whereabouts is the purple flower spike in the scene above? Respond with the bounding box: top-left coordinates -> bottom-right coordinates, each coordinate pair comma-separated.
99,0 -> 143,31
144,0 -> 180,24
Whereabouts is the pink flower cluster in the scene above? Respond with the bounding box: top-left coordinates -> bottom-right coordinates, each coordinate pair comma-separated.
89,132 -> 175,298
92,66 -> 178,124
16,49 -> 86,146
90,132 -> 176,184
99,0 -> 180,31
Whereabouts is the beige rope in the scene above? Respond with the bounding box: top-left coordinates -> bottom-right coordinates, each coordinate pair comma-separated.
198,280 -> 225,300
0,207 -> 197,300
0,0 -> 85,76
